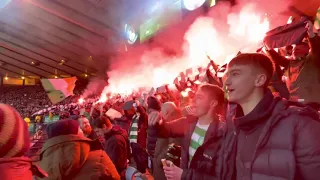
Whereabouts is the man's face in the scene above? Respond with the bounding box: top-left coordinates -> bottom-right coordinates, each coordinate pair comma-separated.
192,89 -> 214,117
225,64 -> 257,104
126,108 -> 135,117
292,43 -> 309,58
79,118 -> 92,135
160,108 -> 169,120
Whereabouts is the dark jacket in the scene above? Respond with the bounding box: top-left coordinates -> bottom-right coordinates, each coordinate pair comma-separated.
104,125 -> 129,177
135,106 -> 148,149
153,110 -> 183,180
221,92 -> 320,180
158,115 -> 225,180
147,125 -> 158,156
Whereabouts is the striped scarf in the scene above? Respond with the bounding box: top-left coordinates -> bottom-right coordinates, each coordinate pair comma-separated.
129,114 -> 139,143
189,122 -> 209,165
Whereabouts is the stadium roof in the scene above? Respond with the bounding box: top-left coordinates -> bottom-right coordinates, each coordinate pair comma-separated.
0,0 -> 140,80
0,0 -> 318,80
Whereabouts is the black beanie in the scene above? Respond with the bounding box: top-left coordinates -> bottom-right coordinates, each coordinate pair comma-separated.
47,119 -> 79,139
147,96 -> 161,111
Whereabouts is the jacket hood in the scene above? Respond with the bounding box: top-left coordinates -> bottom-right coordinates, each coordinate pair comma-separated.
234,90 -> 281,129
41,134 -> 92,153
39,135 -> 94,179
105,125 -> 128,139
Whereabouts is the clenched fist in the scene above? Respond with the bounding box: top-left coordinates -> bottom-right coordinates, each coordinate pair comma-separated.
148,111 -> 162,126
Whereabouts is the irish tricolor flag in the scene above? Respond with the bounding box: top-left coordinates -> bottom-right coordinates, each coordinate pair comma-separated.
41,77 -> 77,104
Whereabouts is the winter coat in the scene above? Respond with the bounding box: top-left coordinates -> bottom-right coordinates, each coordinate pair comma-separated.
0,157 -> 47,180
221,97 -> 320,180
135,106 -> 148,149
152,110 -> 183,180
104,125 -> 129,177
38,134 -> 120,180
158,115 -> 225,180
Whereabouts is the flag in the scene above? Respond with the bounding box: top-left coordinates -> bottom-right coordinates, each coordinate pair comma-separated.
41,77 -> 77,104
263,17 -> 308,49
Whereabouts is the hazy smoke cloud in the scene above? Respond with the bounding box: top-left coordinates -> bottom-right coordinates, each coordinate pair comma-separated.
81,77 -> 108,98
91,0 -> 292,96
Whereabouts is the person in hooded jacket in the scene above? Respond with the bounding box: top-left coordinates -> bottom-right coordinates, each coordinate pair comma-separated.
91,116 -> 129,179
221,53 -> 320,180
0,104 -> 48,180
38,119 -> 120,180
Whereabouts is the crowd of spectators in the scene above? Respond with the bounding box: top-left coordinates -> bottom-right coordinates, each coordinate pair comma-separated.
0,81 -> 88,118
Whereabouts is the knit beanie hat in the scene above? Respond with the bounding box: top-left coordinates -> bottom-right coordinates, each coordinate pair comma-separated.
47,119 -> 79,139
0,104 -> 30,158
147,96 -> 161,111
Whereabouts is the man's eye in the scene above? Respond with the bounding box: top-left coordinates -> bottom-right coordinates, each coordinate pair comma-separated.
232,72 -> 239,76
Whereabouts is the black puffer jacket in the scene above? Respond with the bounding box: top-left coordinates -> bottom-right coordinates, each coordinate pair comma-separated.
158,115 -> 225,180
221,98 -> 320,180
147,125 -> 158,156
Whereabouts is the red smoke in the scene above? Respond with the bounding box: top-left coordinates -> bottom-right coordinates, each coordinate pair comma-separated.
96,0 -> 291,99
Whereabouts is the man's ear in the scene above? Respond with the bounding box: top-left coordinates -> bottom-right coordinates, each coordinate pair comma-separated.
210,100 -> 218,109
255,74 -> 267,87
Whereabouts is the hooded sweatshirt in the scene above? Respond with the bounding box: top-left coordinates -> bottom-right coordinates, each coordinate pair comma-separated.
104,125 -> 129,177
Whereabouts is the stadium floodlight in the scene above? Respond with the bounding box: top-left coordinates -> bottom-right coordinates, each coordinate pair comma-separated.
183,0 -> 206,11
125,24 -> 138,44
0,0 -> 11,9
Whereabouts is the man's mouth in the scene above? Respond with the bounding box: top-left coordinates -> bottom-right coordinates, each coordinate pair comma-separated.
227,89 -> 235,93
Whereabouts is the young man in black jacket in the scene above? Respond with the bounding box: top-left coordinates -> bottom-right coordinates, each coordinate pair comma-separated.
148,84 -> 225,180
222,53 -> 320,180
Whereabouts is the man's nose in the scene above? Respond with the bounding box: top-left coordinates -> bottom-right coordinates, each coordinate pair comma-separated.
225,77 -> 231,86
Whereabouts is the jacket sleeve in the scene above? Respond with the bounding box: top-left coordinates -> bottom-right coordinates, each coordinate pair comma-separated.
181,169 -> 219,180
266,49 -> 290,67
294,115 -> 320,180
137,106 -> 148,149
104,138 -> 125,171
308,35 -> 320,67
158,117 -> 187,138
100,152 -> 121,180
155,144 -> 168,167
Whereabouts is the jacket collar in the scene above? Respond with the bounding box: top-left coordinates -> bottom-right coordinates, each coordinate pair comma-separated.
41,135 -> 92,153
186,114 -> 222,147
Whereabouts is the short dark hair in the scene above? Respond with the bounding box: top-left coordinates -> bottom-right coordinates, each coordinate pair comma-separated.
198,84 -> 225,115
228,53 -> 275,87
91,116 -> 112,129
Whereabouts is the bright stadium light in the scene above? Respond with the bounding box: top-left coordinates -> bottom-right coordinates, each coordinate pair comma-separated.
0,0 -> 12,9
183,0 -> 206,11
125,24 -> 138,44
